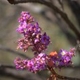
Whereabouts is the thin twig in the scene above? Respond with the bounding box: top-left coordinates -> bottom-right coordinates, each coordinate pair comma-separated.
0,64 -> 15,69
0,64 -> 43,80
48,66 -> 80,80
0,68 -> 26,80
0,64 -> 80,80
0,45 -> 30,59
7,0 -> 80,40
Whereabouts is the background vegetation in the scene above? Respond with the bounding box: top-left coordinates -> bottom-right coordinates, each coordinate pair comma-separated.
0,0 -> 80,80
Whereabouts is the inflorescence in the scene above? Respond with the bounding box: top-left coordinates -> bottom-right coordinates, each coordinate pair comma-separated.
16,11 -> 50,54
14,11 -> 76,73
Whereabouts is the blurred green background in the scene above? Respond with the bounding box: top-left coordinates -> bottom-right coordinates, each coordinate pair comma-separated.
0,0 -> 80,80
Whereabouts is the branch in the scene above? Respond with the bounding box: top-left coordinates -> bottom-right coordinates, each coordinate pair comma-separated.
0,64 -> 43,80
0,64 -> 26,80
48,67 -> 80,80
0,45 -> 30,59
7,0 -> 80,40
0,64 -> 80,70
0,67 -> 26,80
0,64 -> 15,69
0,64 -> 80,80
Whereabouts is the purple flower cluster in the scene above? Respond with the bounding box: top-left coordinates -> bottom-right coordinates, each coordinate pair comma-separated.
14,53 -> 48,72
16,11 -> 50,54
14,48 -> 75,72
50,48 -> 75,67
14,11 -> 76,73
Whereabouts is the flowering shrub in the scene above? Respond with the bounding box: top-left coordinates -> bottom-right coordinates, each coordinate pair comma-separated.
14,11 -> 76,79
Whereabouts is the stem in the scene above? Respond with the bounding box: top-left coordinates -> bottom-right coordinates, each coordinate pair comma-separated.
48,66 -> 80,80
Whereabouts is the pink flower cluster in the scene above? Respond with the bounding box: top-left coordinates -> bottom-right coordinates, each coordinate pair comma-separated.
14,11 -> 76,72
16,11 -> 50,54
14,53 -> 47,72
50,48 -> 75,67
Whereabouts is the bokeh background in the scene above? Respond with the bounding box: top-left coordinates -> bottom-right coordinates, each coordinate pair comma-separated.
0,0 -> 80,80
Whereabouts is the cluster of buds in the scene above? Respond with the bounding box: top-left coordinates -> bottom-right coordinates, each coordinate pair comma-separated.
14,48 -> 75,72
14,53 -> 47,72
14,11 -> 76,73
16,11 -> 50,54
